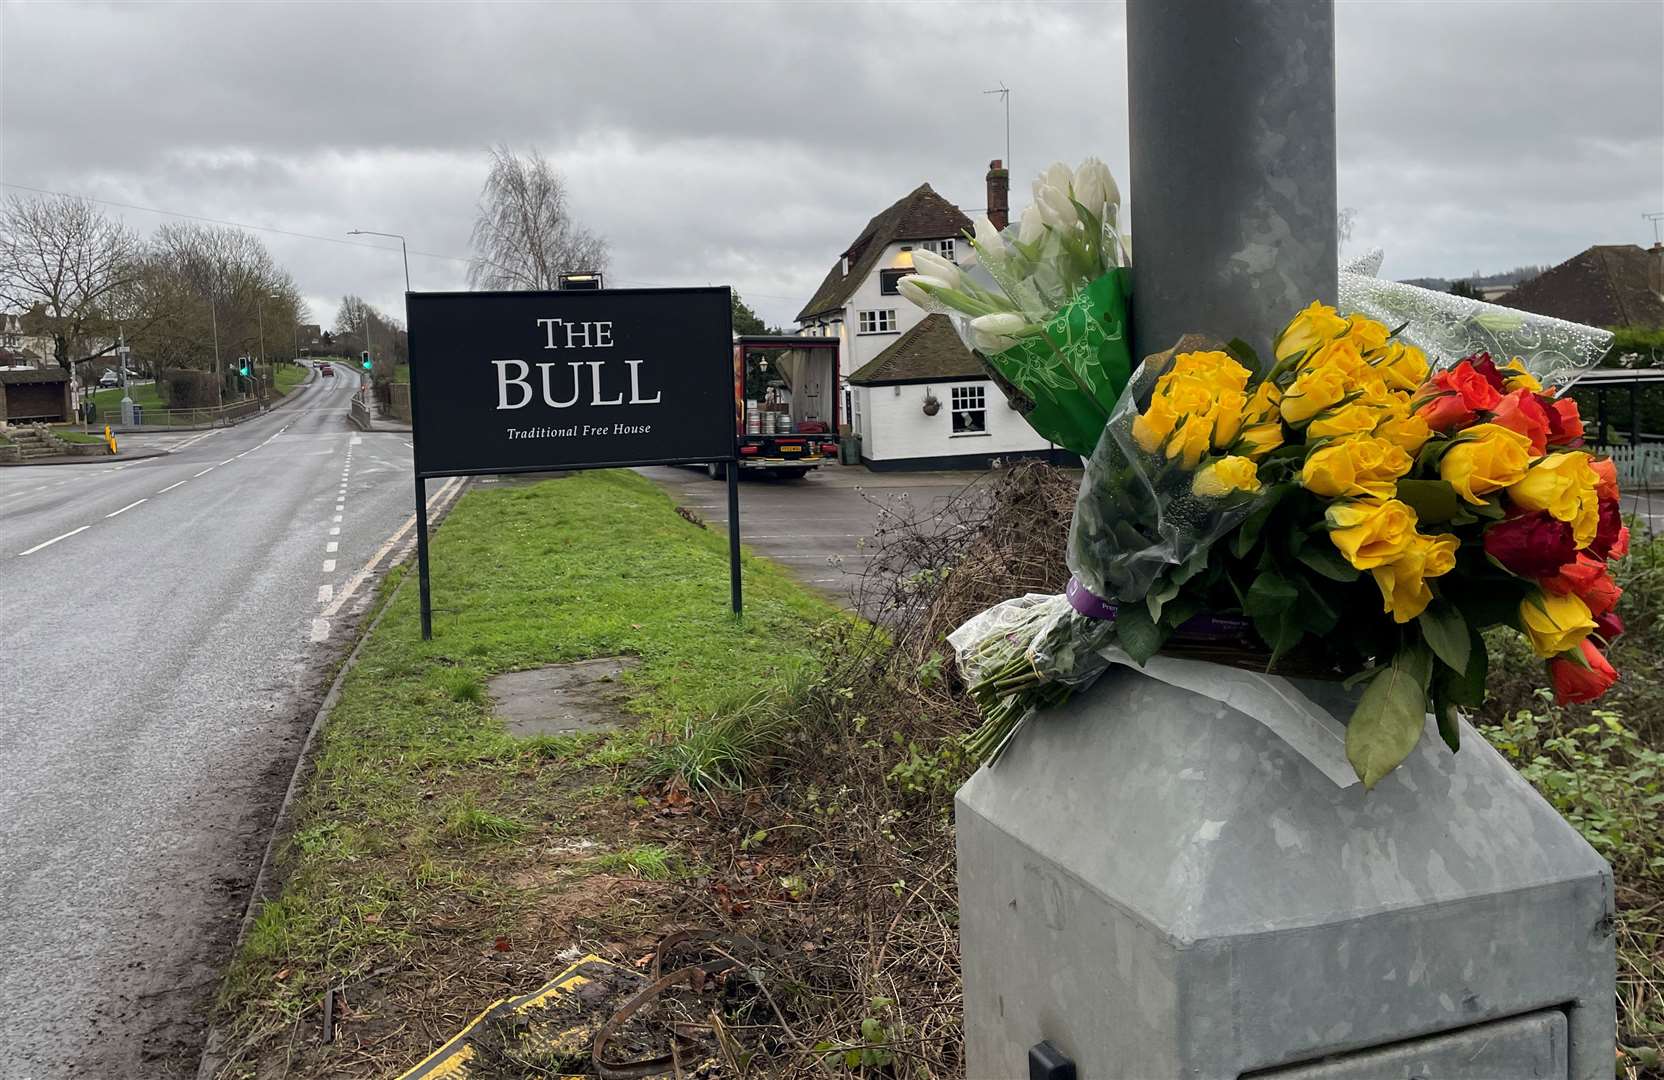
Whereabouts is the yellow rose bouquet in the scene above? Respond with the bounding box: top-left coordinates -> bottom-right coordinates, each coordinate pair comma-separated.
953,303 -> 1628,787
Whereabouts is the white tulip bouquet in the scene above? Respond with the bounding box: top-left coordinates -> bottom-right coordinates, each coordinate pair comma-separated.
898,158 -> 1134,455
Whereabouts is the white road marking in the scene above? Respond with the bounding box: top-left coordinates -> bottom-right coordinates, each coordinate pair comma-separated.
194,467 -> 214,477
326,541 -> 339,552
322,559 -> 336,572
319,476 -> 463,620
219,458 -> 235,465
19,525 -> 91,556
350,435 -> 362,445
310,617 -> 331,642
318,584 -> 334,602
105,499 -> 147,518
332,514 -> 342,523
157,480 -> 188,494
328,526 -> 340,535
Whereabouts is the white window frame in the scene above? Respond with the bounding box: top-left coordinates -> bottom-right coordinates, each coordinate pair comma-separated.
950,384 -> 988,436
920,238 -> 957,263
857,309 -> 898,335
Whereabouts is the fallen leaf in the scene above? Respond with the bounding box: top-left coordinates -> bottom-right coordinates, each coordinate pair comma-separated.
274,968 -> 291,981
494,936 -> 511,952
362,913 -> 381,924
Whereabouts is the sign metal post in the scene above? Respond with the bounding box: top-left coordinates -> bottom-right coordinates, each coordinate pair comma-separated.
405,286 -> 738,640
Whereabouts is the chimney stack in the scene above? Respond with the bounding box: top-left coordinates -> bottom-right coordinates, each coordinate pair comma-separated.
985,159 -> 1010,230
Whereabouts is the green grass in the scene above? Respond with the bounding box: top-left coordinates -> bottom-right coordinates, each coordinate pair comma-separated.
394,363 -> 410,384
272,364 -> 310,396
88,380 -> 167,416
49,428 -> 101,444
218,470 -> 844,1056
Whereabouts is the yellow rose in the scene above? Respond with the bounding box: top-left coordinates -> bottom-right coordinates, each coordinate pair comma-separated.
1374,342 -> 1431,393
1132,395 -> 1178,453
1438,423 -> 1533,505
1154,371 -> 1216,416
1191,455 -> 1262,498
1242,380 -> 1282,423
1519,590 -> 1596,659
1168,350 -> 1251,392
1280,363 -> 1352,426
1301,436 -> 1414,499
1500,358 -> 1543,393
1509,451 -> 1601,548
1236,422 -> 1285,459
1345,316 -> 1392,356
1326,498 -> 1419,570
1210,387 -> 1247,448
1274,301 -> 1349,363
1374,414 -> 1433,456
1371,532 -> 1460,623
1308,401 -> 1392,440
1299,337 -> 1368,378
1166,413 -> 1215,468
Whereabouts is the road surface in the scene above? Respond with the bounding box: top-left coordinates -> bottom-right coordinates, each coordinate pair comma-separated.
0,366 -> 441,1077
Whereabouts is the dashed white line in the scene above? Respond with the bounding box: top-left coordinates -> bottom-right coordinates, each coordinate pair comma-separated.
194,467 -> 214,478
317,584 -> 334,602
105,499 -> 147,518
19,525 -> 91,556
326,541 -> 339,552
332,514 -> 342,523
322,559 -> 336,572
219,458 -> 235,466
328,526 -> 340,536
157,480 -> 188,494
310,618 -> 331,642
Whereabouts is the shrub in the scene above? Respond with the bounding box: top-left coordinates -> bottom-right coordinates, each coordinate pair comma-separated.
161,367 -> 219,409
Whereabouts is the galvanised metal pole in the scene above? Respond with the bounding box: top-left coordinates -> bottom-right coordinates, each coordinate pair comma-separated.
1127,0 -> 1337,365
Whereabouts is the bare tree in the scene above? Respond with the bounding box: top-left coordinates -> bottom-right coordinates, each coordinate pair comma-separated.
467,144 -> 607,290
0,194 -> 142,372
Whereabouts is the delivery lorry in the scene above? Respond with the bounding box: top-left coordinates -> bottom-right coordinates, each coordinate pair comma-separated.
706,335 -> 841,479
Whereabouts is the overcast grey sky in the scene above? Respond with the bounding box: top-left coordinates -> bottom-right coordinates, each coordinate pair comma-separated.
3,1 -> 1660,331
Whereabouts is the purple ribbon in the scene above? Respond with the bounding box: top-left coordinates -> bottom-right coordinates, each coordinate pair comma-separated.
1065,575 -> 1254,642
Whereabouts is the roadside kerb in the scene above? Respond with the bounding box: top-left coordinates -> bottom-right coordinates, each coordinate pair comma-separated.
194,475 -> 470,1080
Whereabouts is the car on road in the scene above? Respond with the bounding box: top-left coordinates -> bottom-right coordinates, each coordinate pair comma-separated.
98,370 -> 120,387
320,365 -> 334,377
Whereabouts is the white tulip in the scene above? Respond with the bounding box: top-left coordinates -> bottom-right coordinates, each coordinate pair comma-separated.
971,312 -> 1030,337
1018,206 -> 1045,246
1073,157 -> 1119,215
1036,185 -> 1079,230
1035,161 -> 1072,205
972,327 -> 1019,353
973,214 -> 1004,252
896,276 -> 935,306
912,248 -> 962,286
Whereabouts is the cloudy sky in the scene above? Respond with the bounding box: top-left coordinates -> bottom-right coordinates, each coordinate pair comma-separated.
3,1 -> 1660,332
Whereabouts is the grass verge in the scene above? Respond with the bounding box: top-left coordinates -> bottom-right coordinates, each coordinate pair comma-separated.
213,469 -> 844,1076
273,364 -> 310,396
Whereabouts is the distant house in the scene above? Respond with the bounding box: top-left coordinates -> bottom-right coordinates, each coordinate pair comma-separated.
797,161 -> 1053,470
1497,243 -> 1664,328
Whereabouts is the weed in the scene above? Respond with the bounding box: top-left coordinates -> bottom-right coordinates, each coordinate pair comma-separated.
589,844 -> 684,880
438,668 -> 485,704
444,794 -> 527,841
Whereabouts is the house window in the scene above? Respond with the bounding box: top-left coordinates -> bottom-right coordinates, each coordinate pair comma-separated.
920,238 -> 956,262
951,385 -> 987,434
858,309 -> 897,334
879,269 -> 908,295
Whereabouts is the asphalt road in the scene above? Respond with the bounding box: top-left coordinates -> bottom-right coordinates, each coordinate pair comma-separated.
635,464 -> 981,617
0,365 -> 440,1078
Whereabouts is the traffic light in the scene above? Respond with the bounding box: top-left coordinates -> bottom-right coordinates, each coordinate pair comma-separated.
238,358 -> 250,376
361,351 -> 372,370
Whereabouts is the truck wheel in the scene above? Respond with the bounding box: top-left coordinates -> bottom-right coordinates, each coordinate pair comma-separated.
707,462 -> 725,480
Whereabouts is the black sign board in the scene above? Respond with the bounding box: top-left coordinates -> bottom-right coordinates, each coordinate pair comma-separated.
406,287 -> 735,478
404,286 -> 741,639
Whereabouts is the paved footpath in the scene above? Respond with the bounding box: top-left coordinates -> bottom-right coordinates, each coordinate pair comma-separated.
0,365 -> 454,1078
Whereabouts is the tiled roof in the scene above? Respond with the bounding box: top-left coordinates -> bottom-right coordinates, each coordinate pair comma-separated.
797,184 -> 972,322
848,314 -> 984,385
1496,244 -> 1664,328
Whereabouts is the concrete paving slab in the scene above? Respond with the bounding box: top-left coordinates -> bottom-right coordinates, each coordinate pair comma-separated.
489,657 -> 641,736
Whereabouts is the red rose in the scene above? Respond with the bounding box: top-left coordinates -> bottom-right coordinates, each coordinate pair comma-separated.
1415,392 -> 1476,432
1489,389 -> 1551,454
1593,610 -> 1625,644
1467,353 -> 1508,393
1484,511 -> 1576,578
1545,397 -> 1584,447
1549,638 -> 1617,705
1588,499 -> 1623,559
1439,360 -> 1504,411
1542,553 -> 1622,615
1608,525 -> 1631,560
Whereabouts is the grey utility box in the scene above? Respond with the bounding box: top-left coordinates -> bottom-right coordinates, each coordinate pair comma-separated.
956,666 -> 1615,1079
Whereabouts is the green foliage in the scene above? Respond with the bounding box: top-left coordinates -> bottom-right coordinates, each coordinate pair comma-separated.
588,844 -> 685,880
1346,643 -> 1433,789
887,738 -> 966,797
443,795 -> 526,840
1481,705 -> 1663,880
